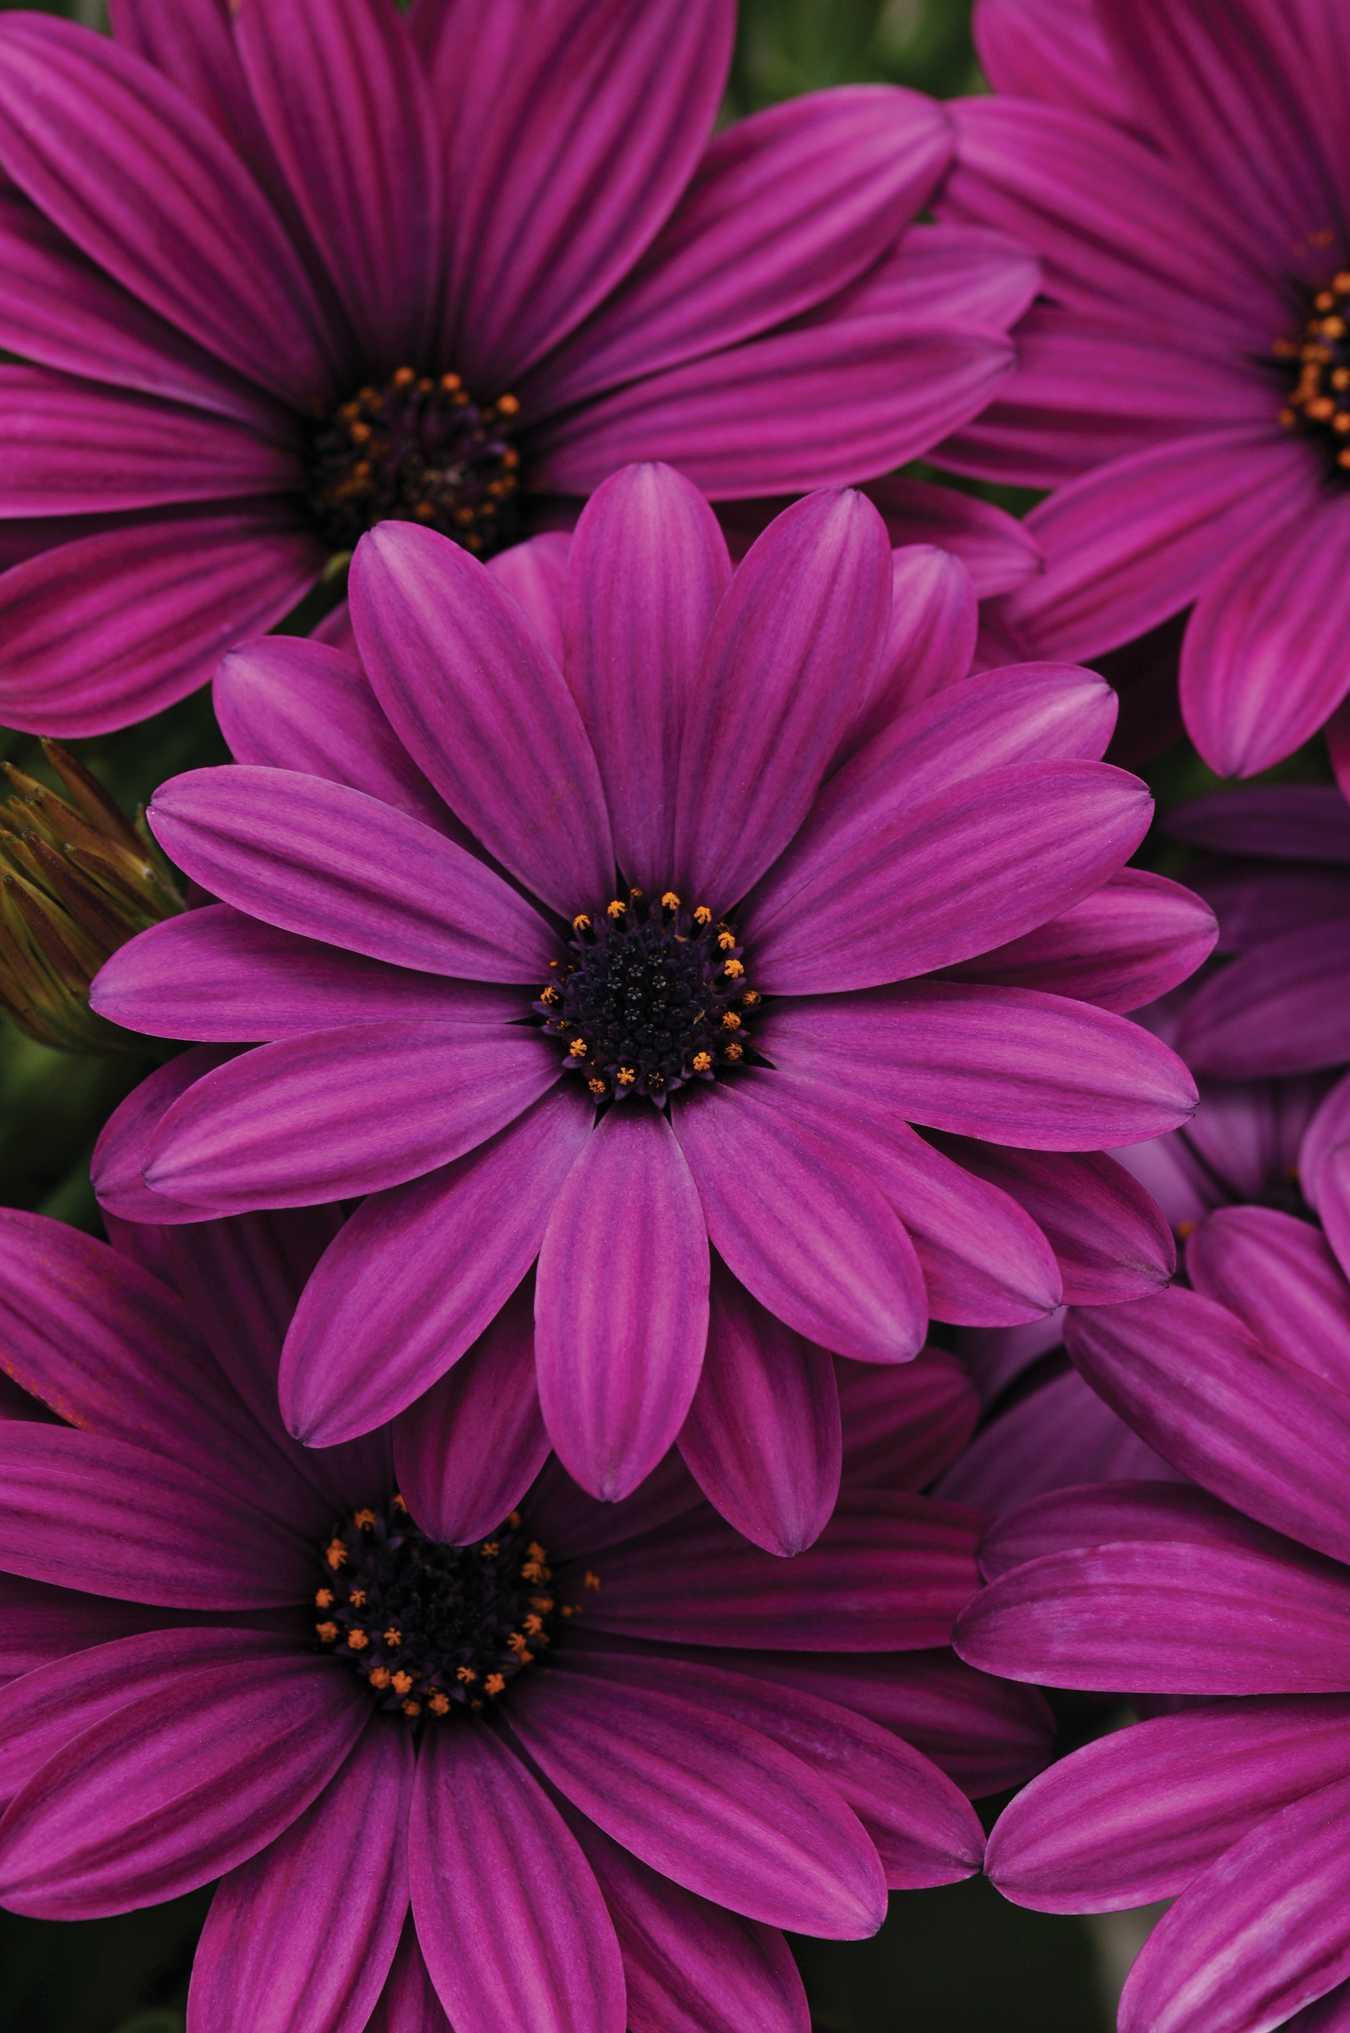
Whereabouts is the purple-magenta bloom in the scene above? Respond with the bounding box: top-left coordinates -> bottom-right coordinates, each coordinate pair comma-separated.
955,1204 -> 1350,2032
0,1204 -> 1051,2033
941,0 -> 1350,783
0,0 -> 1039,736
91,467 -> 1206,1517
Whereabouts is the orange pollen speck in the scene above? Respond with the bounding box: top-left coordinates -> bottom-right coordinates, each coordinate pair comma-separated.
391,1670 -> 414,1696
370,1667 -> 392,1690
315,1588 -> 334,1609
383,1627 -> 402,1647
584,1571 -> 602,1592
325,1539 -> 348,1570
316,1621 -> 338,1644
347,1629 -> 369,1651
486,1673 -> 506,1696
353,1509 -> 377,1530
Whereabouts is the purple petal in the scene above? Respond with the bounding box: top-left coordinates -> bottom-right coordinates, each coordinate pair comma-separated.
939,1367 -> 1174,1515
562,463 -> 729,889
865,473 -> 1041,599
751,761 -> 1152,994
213,636 -> 451,832
1186,1207 -> 1350,1390
837,1352 -> 979,1492
144,1023 -> 557,1213
0,1424 -> 310,1607
586,1489 -> 979,1652
234,0 -> 442,364
92,906 -> 520,1043
1066,1285 -> 1350,1566
1183,502 -> 1350,776
436,0 -> 733,384
190,1724 -> 412,2033
987,1697 -> 1350,1914
394,1285 -> 550,1546
280,1089 -> 592,1445
952,868 -> 1218,1012
572,1642 -> 982,1889
763,986 -> 1197,1150
1179,920 -> 1350,1078
1167,786 -> 1350,863
91,1044 -> 237,1225
678,1267 -> 842,1556
673,489 -> 892,909
858,544 -> 979,737
536,1107 -> 709,1501
947,1144 -> 1176,1303
974,0 -> 1141,128
349,522 -> 614,913
0,364 -> 296,515
487,533 -> 570,666
556,1805 -> 810,2033
366,1928 -> 449,2033
977,1480 -> 1284,1584
107,0 -> 270,156
0,1643 -> 364,1918
147,765 -> 555,981
410,1724 -> 625,2033
1119,1773 -> 1350,2033
0,513 -> 320,736
510,1666 -> 886,1937
958,1528 -> 1350,1694
673,1082 -> 927,1363
0,1571 -> 204,1685
0,14 -> 338,405
530,85 -> 952,413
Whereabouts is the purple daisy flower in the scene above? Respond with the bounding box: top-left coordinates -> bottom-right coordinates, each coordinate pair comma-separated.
0,0 -> 1040,736
955,1202 -> 1350,2033
90,466 -> 1205,1515
940,0 -> 1350,782
0,1203 -> 1052,2033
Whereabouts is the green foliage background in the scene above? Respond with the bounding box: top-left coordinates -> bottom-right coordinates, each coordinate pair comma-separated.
0,3 -> 1143,2027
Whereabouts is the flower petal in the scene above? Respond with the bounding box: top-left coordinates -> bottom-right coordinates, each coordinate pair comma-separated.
214,637 -> 450,831
1178,921 -> 1350,1079
1119,1773 -> 1350,2033
865,473 -> 1040,599
280,1089 -> 592,1446
837,1352 -> 979,1492
0,1644 -> 365,1918
1066,1284 -> 1350,1565
0,512 -> 320,736
410,1723 -> 625,2033
939,1366 -> 1174,1516
92,906 -> 519,1043
1182,501 -> 1350,776
673,489 -> 892,909
91,1045 -> 237,1225
144,1023 -> 558,1213
751,761 -> 1153,993
947,1144 -> 1176,1304
189,1723 -> 412,2033
536,1107 -> 709,1502
530,85 -> 952,412
1186,1207 -> 1350,1391
350,522 -> 614,914
987,1698 -> 1350,1915
764,986 -> 1197,1150
678,1267 -> 842,1556
148,765 -> 554,980
510,1666 -> 886,1937
673,1081 -> 926,1363
0,13 -> 338,405
562,463 -> 729,890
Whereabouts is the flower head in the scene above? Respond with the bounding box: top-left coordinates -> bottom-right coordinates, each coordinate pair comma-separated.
0,739 -> 182,1051
0,1 -> 1037,734
943,0 -> 1350,781
91,466 -> 1207,1518
956,1200 -> 1350,2033
0,1203 -> 1050,2033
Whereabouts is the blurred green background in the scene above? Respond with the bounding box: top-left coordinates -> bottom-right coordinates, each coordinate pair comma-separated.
0,2 -> 1135,2028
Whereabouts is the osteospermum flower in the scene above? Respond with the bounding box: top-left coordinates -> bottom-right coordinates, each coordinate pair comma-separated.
941,0 -> 1350,781
0,1205 -> 1053,2033
91,467 -> 1206,1513
0,0 -> 1039,736
956,1207 -> 1350,2033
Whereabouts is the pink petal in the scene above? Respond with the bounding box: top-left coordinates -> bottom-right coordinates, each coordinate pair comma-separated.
1178,921 -> 1350,1079
147,765 -> 554,980
349,522 -> 614,914
678,1267 -> 842,1556
189,1725 -> 413,2033
1186,1207 -> 1350,1390
410,1724 -> 625,2033
946,1144 -> 1176,1303
864,473 -> 1041,599
91,1045 -> 237,1225
939,1367 -> 1174,1515
536,1107 -> 709,1501
562,463 -> 729,889
858,543 -> 979,735
280,1089 -> 592,1445
487,532 -> 570,666
0,512 -> 320,736
838,1352 -> 979,1492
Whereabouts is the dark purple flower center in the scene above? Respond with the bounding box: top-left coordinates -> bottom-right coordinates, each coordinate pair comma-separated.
535,887 -> 760,1105
313,1497 -> 593,1720
1276,271 -> 1350,476
305,366 -> 523,557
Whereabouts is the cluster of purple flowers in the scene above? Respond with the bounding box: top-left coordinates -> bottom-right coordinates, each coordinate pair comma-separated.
0,2 -> 1346,2029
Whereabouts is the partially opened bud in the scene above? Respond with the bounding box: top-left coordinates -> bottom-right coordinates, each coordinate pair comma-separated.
0,743 -> 184,1053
